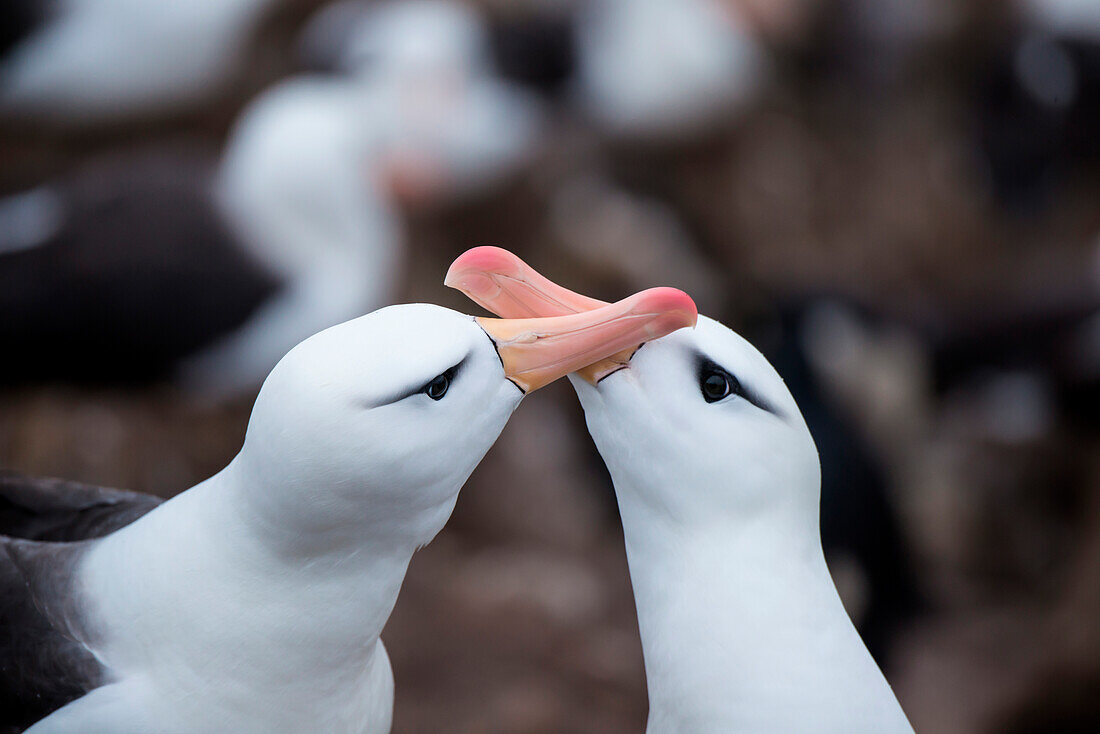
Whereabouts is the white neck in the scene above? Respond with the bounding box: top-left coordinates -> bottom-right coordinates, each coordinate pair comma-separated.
78,459 -> 417,731
614,489 -> 913,734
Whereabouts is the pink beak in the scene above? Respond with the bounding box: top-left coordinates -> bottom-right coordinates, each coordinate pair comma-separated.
447,246 -> 696,385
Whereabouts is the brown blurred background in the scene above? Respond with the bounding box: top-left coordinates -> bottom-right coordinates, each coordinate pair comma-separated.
2,0 -> 1099,731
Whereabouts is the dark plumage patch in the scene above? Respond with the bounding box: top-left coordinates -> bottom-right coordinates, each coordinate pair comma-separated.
489,10 -> 577,97
694,352 -> 777,415
0,154 -> 281,384
0,538 -> 105,732
0,0 -> 55,58
0,473 -> 162,730
0,472 -> 162,541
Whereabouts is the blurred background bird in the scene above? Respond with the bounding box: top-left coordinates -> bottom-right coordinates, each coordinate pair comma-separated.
0,0 -> 291,128
1,1 -> 1099,733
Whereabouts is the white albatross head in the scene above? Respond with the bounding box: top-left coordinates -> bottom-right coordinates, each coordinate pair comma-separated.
569,315 -> 820,533
575,0 -> 767,140
233,298 -> 697,551
298,0 -> 543,203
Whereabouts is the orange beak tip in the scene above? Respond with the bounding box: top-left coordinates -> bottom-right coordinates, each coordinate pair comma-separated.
634,287 -> 699,331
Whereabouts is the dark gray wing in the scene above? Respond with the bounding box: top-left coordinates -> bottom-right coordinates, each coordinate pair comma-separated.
0,537 -> 106,732
0,471 -> 162,541
0,149 -> 281,385
0,472 -> 155,729
0,0 -> 57,57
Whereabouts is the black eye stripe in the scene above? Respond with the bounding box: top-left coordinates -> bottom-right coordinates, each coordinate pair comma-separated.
424,374 -> 449,400
421,362 -> 462,401
699,362 -> 740,403
695,355 -> 776,414
699,365 -> 734,402
363,356 -> 468,408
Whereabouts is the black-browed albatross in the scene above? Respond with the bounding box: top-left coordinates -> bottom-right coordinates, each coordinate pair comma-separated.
0,293 -> 697,733
447,247 -> 916,733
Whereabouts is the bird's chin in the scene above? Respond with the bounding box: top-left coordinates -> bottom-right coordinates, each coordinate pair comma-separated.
568,366 -> 628,406
566,372 -> 598,395
499,379 -> 527,409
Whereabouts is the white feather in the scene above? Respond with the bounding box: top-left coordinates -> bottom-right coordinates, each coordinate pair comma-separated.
28,304 -> 524,733
569,316 -> 914,733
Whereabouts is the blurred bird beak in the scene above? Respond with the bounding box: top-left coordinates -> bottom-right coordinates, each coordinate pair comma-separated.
379,149 -> 445,205
448,247 -> 698,387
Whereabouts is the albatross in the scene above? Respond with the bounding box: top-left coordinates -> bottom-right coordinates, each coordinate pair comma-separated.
0,76 -> 402,395
0,0 -> 283,127
298,0 -> 544,201
0,293 -> 697,733
0,35 -> 541,395
446,247 -> 915,733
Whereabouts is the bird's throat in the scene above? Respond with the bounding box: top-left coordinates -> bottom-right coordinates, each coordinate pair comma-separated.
618,510 -> 889,732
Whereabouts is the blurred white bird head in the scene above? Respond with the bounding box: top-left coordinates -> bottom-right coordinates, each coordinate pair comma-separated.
299,0 -> 543,203
575,0 -> 768,140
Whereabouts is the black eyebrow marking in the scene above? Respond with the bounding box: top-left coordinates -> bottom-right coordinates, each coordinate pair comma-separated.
362,355 -> 467,409
695,352 -> 778,416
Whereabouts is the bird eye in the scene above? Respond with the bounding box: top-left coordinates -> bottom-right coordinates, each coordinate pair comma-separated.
700,368 -> 735,403
424,373 -> 450,400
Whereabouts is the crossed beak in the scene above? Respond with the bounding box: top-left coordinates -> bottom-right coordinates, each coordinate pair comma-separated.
447,247 -> 697,388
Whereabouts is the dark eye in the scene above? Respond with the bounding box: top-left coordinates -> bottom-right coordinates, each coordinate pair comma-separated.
700,368 -> 735,403
424,373 -> 450,400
